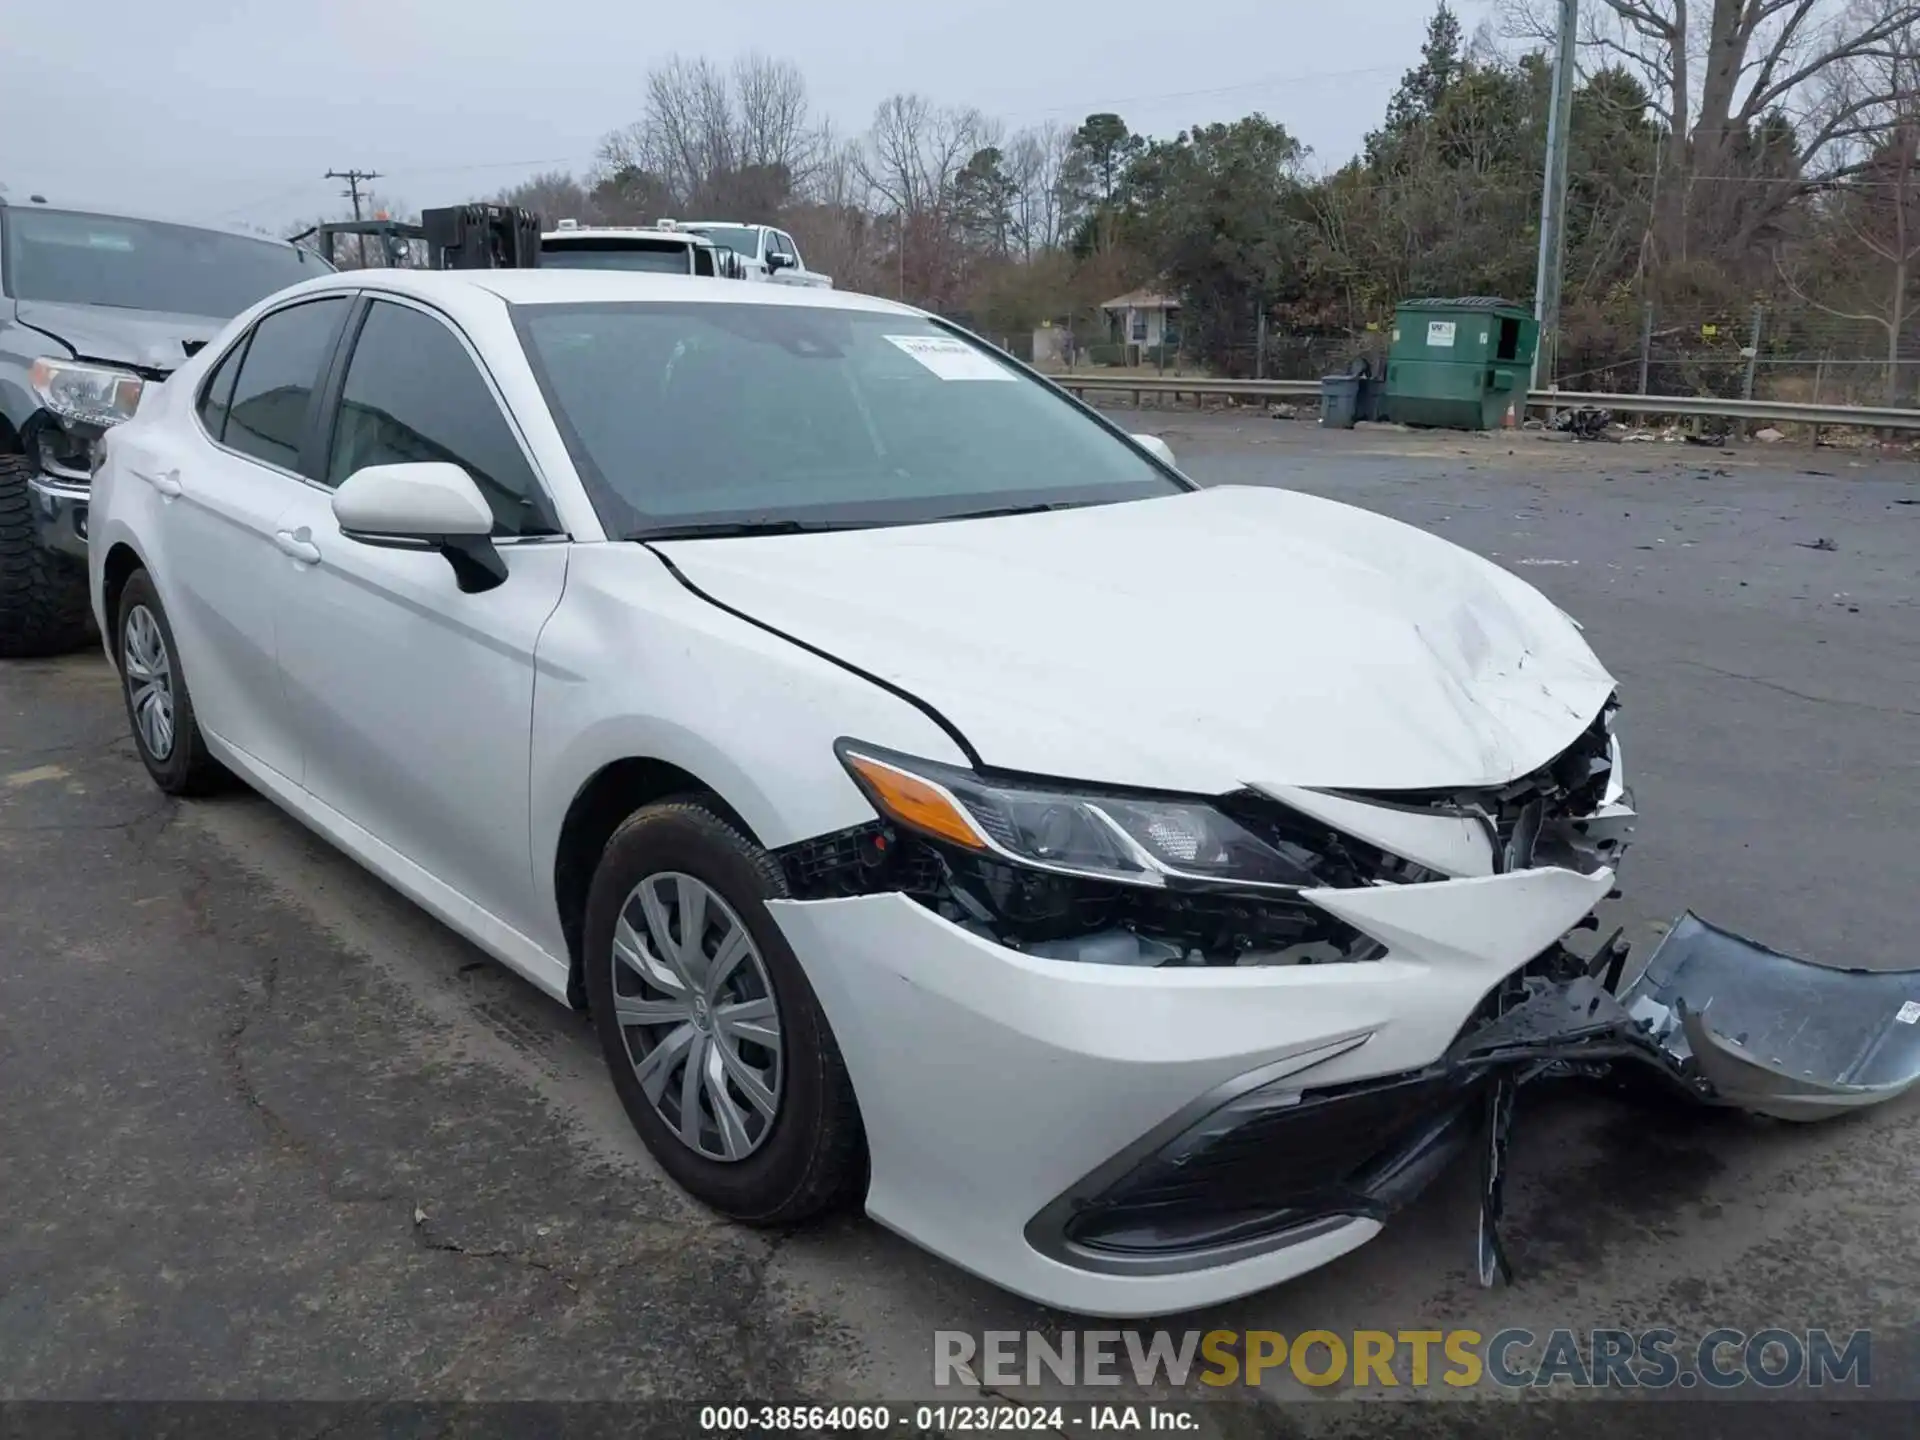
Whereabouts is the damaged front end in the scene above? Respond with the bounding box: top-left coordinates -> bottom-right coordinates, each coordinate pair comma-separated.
782,705 -> 1920,1286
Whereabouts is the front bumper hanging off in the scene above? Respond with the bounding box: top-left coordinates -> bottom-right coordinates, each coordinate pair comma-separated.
775,886 -> 1920,1315
1042,913 -> 1920,1294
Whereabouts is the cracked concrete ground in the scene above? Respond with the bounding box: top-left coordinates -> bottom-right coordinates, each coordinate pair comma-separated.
1,423 -> 1917,1429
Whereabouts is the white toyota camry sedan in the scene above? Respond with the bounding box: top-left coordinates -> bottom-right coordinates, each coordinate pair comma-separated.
88,268 -> 1649,1315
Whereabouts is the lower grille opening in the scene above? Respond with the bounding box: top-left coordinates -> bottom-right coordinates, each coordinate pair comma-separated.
1061,1068 -> 1485,1258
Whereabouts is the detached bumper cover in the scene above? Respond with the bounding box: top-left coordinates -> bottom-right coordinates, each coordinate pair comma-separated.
1620,911 -> 1920,1120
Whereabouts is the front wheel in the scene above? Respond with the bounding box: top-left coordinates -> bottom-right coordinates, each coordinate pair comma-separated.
0,454 -> 91,658
583,801 -> 866,1225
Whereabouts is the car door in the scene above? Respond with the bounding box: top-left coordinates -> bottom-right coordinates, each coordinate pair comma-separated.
129,295 -> 351,781
270,294 -> 570,935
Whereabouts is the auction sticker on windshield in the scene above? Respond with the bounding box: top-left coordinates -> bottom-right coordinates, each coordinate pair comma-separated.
887,334 -> 1016,381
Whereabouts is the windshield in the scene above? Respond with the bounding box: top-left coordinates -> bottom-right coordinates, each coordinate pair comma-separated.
680,225 -> 760,257
3,209 -> 330,317
513,301 -> 1186,535
540,241 -> 694,275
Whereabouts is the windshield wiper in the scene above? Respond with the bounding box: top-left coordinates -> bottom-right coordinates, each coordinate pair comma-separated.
628,518 -> 860,541
936,501 -> 1092,522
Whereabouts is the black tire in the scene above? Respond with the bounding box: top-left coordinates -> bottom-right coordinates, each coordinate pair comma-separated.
115,568 -> 226,795
584,800 -> 866,1226
0,453 -> 91,659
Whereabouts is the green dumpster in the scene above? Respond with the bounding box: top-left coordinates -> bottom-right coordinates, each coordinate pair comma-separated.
1382,297 -> 1537,430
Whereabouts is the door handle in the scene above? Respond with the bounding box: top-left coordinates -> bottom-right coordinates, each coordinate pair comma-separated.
135,467 -> 182,498
274,529 -> 322,565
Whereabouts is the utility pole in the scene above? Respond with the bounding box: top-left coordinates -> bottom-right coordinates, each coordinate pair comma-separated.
326,168 -> 381,222
1531,0 -> 1577,390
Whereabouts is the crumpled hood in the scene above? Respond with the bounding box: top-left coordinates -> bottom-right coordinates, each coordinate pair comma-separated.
657,485 -> 1618,794
15,300 -> 224,375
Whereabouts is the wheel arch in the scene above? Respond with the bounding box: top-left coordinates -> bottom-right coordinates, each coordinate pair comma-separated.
100,541 -> 148,656
551,755 -> 765,1010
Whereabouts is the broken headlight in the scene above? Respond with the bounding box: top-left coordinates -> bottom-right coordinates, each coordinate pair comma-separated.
30,358 -> 146,429
836,742 -> 1324,892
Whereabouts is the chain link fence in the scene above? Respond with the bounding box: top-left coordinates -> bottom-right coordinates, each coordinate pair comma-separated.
1556,299 -> 1918,409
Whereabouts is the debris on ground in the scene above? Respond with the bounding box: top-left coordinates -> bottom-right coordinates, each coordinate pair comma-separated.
1798,537 -> 1840,551
1755,426 -> 1786,443
1550,407 -> 1614,440
1685,424 -> 1735,446
1267,402 -> 1301,420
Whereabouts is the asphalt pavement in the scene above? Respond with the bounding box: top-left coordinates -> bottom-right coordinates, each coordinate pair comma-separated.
2,417 -> 1917,1428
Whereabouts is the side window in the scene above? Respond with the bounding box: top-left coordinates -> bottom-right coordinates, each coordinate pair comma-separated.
195,337 -> 248,442
224,298 -> 349,475
771,231 -> 797,262
326,300 -> 557,537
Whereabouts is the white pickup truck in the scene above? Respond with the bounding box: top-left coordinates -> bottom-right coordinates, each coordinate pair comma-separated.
540,222 -> 746,278
672,221 -> 833,288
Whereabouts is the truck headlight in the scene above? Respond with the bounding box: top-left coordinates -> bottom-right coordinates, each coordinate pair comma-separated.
30,358 -> 145,429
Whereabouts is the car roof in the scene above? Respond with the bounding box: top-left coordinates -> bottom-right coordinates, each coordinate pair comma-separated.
326,268 -> 910,314
0,196 -> 306,249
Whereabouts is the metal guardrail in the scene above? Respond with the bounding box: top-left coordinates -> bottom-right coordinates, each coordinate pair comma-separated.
1524,389 -> 1920,431
1049,373 -> 1920,432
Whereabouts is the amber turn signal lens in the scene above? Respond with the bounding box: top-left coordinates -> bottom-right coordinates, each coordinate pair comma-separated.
844,753 -> 988,850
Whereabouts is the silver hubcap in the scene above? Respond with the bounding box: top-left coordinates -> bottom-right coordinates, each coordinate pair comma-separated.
122,606 -> 175,762
611,872 -> 783,1161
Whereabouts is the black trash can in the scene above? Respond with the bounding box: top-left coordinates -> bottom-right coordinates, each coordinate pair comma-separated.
1320,372 -> 1363,429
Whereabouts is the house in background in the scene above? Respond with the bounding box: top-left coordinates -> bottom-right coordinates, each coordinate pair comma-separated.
1099,289 -> 1180,363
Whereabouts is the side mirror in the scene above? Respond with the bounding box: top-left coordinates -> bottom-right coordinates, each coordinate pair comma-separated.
332,462 -> 506,593
766,251 -> 794,271
1131,433 -> 1176,468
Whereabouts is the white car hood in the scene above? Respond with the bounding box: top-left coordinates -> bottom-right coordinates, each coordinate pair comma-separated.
656,485 -> 1617,794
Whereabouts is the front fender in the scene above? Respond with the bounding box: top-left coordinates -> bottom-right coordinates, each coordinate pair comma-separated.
526,542 -> 971,956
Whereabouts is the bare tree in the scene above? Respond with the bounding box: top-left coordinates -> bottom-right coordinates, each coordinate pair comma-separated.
498,170 -> 601,227
1004,122 -> 1073,257
856,94 -> 997,305
595,53 -> 823,218
784,132 -> 884,291
1507,0 -> 1920,259
1774,31 -> 1920,401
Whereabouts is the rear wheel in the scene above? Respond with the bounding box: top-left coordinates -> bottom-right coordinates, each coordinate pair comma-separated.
0,454 -> 91,659
584,801 -> 866,1225
115,569 -> 226,795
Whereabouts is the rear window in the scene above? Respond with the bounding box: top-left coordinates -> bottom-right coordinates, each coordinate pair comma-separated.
540,240 -> 694,275
3,209 -> 330,317
681,225 -> 760,256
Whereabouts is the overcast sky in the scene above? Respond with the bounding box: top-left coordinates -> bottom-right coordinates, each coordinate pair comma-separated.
1,0 -> 1492,233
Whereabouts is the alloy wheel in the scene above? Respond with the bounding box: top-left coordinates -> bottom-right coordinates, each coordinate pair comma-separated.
122,605 -> 175,762
610,871 -> 784,1161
